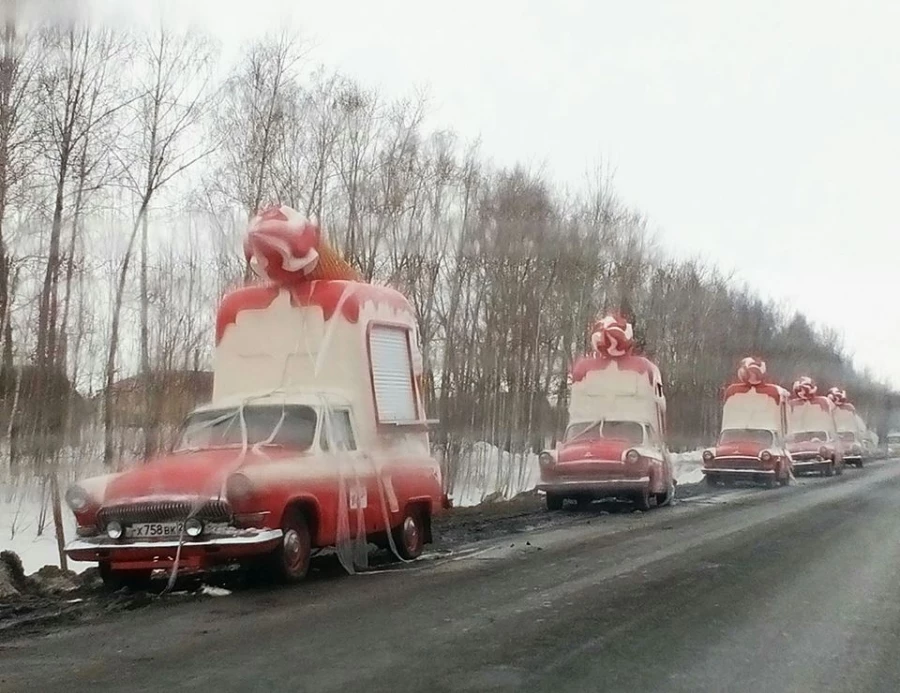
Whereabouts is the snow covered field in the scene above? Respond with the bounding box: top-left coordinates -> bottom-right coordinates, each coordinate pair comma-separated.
446,443 -> 706,507
1,442 -> 707,574
1,481 -> 83,575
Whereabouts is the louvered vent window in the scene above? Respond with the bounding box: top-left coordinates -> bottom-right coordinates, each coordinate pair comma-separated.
369,325 -> 418,423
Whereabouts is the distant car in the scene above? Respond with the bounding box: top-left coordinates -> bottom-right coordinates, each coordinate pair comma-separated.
702,358 -> 792,488
838,431 -> 865,468
786,430 -> 844,477
785,386 -> 844,477
537,315 -> 675,511
888,432 -> 900,458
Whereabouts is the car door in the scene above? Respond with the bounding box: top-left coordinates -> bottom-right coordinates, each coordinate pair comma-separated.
322,408 -> 387,536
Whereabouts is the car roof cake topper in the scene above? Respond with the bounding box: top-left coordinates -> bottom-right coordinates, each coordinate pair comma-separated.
826,386 -> 848,406
737,356 -> 767,386
243,204 -> 360,286
792,376 -> 818,400
589,314 -> 635,359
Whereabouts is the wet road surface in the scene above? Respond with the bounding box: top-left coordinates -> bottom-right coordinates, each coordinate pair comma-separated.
2,461 -> 900,692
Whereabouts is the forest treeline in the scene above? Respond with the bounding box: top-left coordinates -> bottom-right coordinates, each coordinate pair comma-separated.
0,13 -> 894,492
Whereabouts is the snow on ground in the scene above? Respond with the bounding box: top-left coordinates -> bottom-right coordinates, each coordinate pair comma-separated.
1,481 -> 85,575
448,443 -> 708,507
0,433 -> 710,573
671,449 -> 706,485
0,435 -> 108,575
445,442 -> 541,508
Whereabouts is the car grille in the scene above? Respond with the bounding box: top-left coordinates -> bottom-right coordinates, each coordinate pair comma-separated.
791,452 -> 822,461
97,499 -> 231,526
709,456 -> 763,470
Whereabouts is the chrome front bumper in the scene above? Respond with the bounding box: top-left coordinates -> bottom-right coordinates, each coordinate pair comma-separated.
702,468 -> 775,476
537,477 -> 650,496
65,529 -> 284,564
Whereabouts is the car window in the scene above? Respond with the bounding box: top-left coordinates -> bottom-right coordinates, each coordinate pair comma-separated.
174,405 -> 317,451
787,431 -> 828,443
321,409 -> 357,452
719,428 -> 774,446
565,420 -> 644,444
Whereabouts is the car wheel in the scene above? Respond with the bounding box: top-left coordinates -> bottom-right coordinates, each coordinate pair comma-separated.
857,460 -> 864,468
545,493 -> 564,511
271,508 -> 312,583
705,475 -> 717,487
392,507 -> 425,560
655,484 -> 675,508
634,489 -> 651,511
99,562 -> 152,591
836,463 -> 844,476
778,467 -> 790,486
575,497 -> 594,510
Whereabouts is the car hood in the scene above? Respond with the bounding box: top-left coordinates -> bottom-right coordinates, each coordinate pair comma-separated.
100,447 -> 298,505
787,440 -> 829,454
714,441 -> 767,458
557,439 -> 635,463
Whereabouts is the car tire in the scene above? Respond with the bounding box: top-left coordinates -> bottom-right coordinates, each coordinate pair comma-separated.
634,489 -> 651,511
545,493 -> 564,511
705,475 -> 717,488
836,463 -> 844,476
857,460 -> 864,468
392,507 -> 425,560
576,497 -> 593,510
655,484 -> 675,508
270,508 -> 312,583
99,562 -> 152,592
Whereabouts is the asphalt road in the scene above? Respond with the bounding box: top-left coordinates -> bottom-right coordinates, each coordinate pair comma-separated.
3,462 -> 900,692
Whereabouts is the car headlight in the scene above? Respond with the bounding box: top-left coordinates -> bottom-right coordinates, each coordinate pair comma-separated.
702,450 -> 714,463
185,517 -> 203,537
760,450 -> 772,462
106,521 -> 123,539
624,449 -> 641,464
65,485 -> 90,512
819,446 -> 829,458
539,452 -> 555,467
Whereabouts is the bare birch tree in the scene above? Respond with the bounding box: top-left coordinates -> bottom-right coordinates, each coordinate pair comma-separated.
103,25 -> 219,464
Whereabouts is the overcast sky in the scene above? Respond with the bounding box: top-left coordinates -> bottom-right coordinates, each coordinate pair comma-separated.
82,0 -> 900,387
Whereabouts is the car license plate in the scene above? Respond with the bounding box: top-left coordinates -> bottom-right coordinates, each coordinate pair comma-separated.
126,522 -> 184,539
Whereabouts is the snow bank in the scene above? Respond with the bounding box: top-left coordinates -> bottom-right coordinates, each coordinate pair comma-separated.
0,481 -> 85,575
445,442 -> 540,508
447,443 -> 708,507
671,449 -> 706,485
0,436 -> 108,576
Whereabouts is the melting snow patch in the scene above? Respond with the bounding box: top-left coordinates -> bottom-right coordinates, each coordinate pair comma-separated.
199,585 -> 231,597
672,449 -> 705,485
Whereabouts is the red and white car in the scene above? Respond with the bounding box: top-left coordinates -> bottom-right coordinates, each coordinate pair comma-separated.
785,377 -> 844,476
828,387 -> 866,468
702,358 -> 793,487
537,315 -> 674,511
65,206 -> 445,589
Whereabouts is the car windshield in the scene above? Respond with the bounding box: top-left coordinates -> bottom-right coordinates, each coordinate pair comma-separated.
838,432 -> 857,442
786,431 -> 828,443
174,405 -> 317,452
719,429 -> 774,446
565,420 -> 644,444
